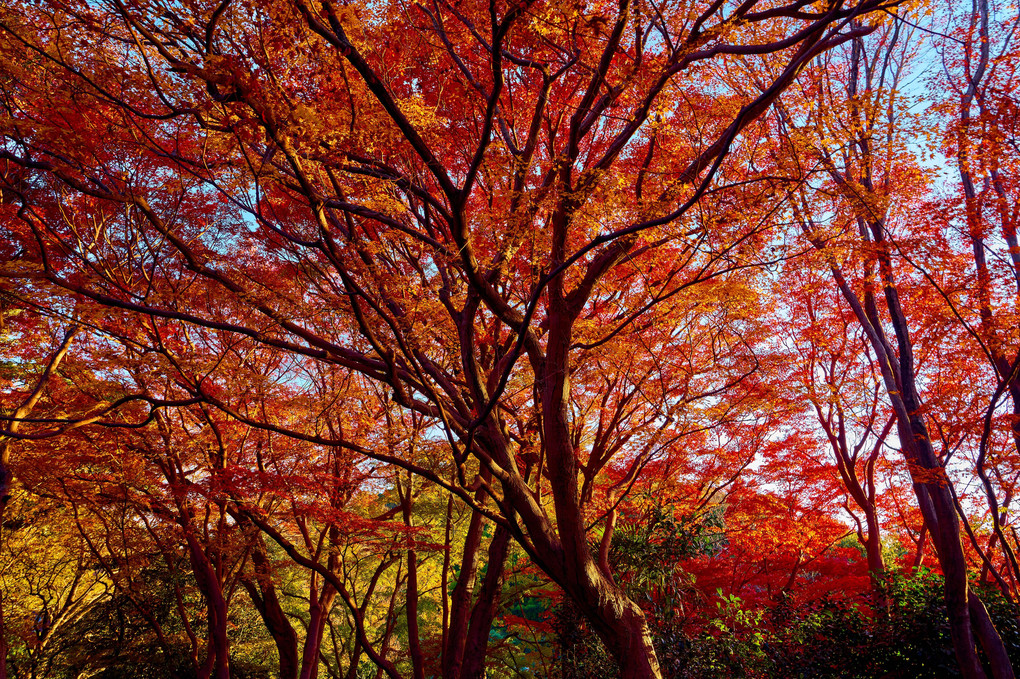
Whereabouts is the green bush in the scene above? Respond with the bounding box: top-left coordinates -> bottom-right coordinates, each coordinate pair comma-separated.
552,561 -> 1020,678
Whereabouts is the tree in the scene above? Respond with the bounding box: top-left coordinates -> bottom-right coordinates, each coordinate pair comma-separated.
0,487 -> 110,679
778,263 -> 896,588
768,10 -> 1016,676
0,320 -> 77,679
932,0 -> 1020,600
0,0 -> 903,675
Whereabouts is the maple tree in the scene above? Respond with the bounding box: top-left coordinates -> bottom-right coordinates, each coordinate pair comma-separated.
929,0 -> 1020,603
7,0 -> 1020,676
0,314 -> 81,679
0,0 -> 904,675
760,3 -> 1020,676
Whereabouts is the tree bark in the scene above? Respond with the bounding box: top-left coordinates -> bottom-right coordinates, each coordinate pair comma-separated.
181,519 -> 231,679
400,477 -> 426,679
821,251 -> 1010,679
584,583 -> 661,679
971,592 -> 1015,679
242,537 -> 299,679
460,525 -> 511,679
444,486 -> 486,679
242,576 -> 299,679
0,467 -> 8,679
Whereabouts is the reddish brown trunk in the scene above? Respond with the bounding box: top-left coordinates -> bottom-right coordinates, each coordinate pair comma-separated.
405,545 -> 425,679
300,582 -> 332,679
582,582 -> 661,679
301,525 -> 340,679
241,576 -> 299,679
971,592 -> 1016,679
242,540 -> 299,679
440,495 -> 454,666
400,481 -> 425,679
181,527 -> 230,679
443,491 -> 485,679
821,249 -> 1010,679
889,296 -> 1005,679
460,525 -> 511,679
929,486 -> 987,679
864,509 -> 886,585
526,276 -> 664,679
0,468 -> 8,679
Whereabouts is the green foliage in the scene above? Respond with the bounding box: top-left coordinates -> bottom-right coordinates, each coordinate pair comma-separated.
680,570 -> 1020,679
27,553 -> 277,679
610,501 -> 725,593
554,502 -> 722,679
552,509 -> 1020,679
551,602 -> 618,679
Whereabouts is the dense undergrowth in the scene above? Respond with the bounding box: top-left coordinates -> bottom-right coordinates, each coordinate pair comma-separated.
555,570 -> 1020,679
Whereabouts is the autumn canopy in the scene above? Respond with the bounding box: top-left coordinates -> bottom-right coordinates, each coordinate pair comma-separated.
1,0 -> 1019,676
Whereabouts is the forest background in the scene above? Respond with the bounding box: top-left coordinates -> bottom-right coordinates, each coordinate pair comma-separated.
1,0 -> 1019,676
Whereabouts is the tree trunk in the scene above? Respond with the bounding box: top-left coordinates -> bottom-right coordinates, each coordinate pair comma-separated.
460,525 -> 511,679
534,267 -> 665,679
444,488 -> 486,679
181,524 -> 230,679
971,592 -> 1016,679
400,479 -> 426,679
585,586 -> 661,679
864,508 -> 886,584
812,251 -> 1009,678
300,579 -> 332,679
0,463 -> 8,679
242,576 -> 299,679
301,525 -> 340,679
242,536 -> 299,679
